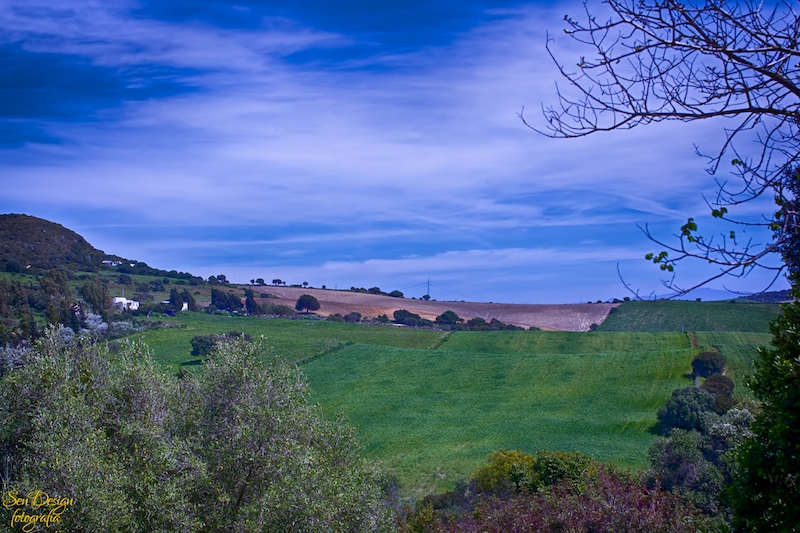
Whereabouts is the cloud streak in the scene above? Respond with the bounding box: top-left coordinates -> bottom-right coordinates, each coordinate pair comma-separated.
0,0 -> 786,302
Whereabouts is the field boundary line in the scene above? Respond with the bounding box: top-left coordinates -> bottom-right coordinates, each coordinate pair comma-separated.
429,332 -> 452,350
295,341 -> 355,366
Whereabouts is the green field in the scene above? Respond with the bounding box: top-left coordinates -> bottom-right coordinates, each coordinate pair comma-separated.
599,300 -> 781,332
302,343 -> 699,495
128,313 -> 444,369
125,304 -> 774,496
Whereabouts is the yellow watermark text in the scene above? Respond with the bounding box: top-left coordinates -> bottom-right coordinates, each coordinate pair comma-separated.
2,491 -> 74,532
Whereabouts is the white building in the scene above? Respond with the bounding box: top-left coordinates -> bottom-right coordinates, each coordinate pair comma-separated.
112,297 -> 139,311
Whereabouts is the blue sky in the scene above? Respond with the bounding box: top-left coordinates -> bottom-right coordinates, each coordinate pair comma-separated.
0,0 -> 788,303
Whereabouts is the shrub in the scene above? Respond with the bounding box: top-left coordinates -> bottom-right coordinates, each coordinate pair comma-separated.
343,312 -> 362,323
393,309 -> 433,327
327,313 -> 344,322
470,449 -> 537,495
435,310 -> 461,326
422,469 -> 714,533
657,387 -> 715,432
692,351 -> 726,377
648,429 -> 725,515
262,303 -> 296,317
701,374 -> 735,396
190,331 -> 253,356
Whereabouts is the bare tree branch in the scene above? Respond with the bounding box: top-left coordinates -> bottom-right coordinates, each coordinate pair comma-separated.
534,0 -> 800,297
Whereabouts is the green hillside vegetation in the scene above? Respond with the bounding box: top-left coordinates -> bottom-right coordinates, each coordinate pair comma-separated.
439,330 -> 691,354
0,214 -> 107,271
302,344 -> 700,495
119,310 -> 772,496
129,313 -> 444,369
598,299 -> 781,332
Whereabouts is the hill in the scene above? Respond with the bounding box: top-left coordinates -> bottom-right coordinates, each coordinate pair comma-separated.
597,299 -> 781,333
0,213 -> 108,272
252,286 -> 617,331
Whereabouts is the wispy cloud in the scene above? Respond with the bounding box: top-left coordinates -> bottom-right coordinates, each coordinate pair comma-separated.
1,0 -> 786,302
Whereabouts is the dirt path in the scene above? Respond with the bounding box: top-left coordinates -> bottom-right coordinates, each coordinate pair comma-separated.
689,332 -> 698,348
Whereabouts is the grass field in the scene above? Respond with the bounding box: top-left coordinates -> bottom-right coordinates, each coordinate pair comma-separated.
439,330 -> 691,354
598,300 -> 781,332
128,313 -> 444,369
302,343 -> 700,496
124,302 -> 775,496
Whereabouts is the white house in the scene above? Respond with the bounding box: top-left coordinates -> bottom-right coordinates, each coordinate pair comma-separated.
112,297 -> 139,311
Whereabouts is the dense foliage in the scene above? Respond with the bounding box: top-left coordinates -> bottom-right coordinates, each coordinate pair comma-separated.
403,450 -> 716,533
657,387 -> 716,432
0,329 -> 394,532
692,351 -> 727,378
726,282 -> 800,532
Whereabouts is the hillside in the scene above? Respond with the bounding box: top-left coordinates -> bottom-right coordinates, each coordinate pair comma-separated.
252,285 -> 618,331
0,213 -> 108,271
598,299 -> 781,333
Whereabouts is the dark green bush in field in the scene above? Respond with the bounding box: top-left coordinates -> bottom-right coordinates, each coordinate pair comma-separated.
344,312 -> 362,323
470,449 -> 601,497
657,387 -> 715,432
435,310 -> 461,326
190,331 -> 253,356
0,328 -> 394,533
648,429 -> 724,515
692,351 -> 726,377
470,449 -> 537,495
701,374 -> 735,396
393,309 -> 433,327
701,374 -> 736,414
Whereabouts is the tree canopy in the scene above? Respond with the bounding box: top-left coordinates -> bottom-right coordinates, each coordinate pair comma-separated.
295,294 -> 320,313
0,328 -> 394,532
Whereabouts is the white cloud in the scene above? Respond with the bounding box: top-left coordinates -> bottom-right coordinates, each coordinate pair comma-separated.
1,0 -> 780,302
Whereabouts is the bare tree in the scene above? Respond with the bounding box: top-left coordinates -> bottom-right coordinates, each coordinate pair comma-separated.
526,0 -> 800,296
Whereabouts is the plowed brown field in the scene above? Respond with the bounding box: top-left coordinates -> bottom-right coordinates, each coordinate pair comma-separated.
253,287 -> 617,332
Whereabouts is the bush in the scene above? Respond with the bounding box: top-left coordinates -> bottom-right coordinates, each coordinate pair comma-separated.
262,302 -> 296,317
701,374 -> 735,396
657,387 -> 715,432
435,310 -> 461,326
343,312 -> 362,323
648,429 -> 725,515
470,449 -> 601,497
393,309 -> 433,327
471,449 -> 537,495
190,331 -> 253,356
416,468 -> 715,533
327,313 -> 344,322
692,351 -> 726,377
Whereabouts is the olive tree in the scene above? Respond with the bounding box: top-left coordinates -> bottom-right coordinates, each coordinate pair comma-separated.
0,327 -> 394,533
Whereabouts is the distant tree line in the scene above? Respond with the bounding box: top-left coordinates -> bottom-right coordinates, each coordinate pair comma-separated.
390,309 -> 527,331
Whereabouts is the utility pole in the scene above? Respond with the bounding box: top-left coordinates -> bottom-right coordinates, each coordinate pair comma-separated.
427,278 -> 430,298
